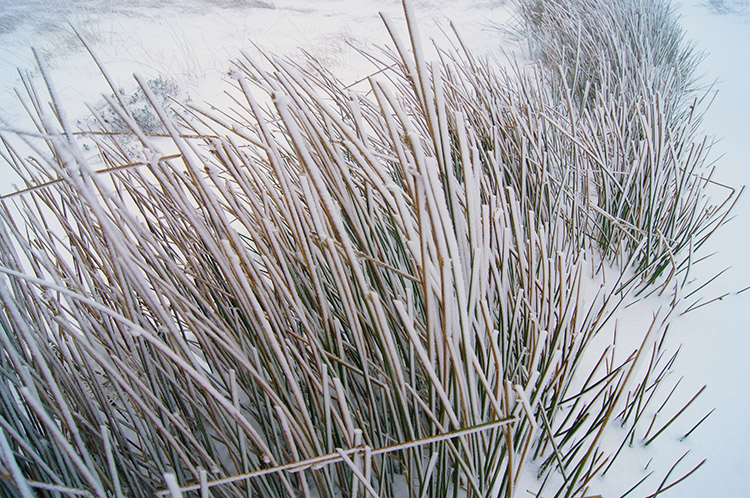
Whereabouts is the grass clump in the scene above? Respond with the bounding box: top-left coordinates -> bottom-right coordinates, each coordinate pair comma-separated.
88,76 -> 185,136
514,0 -> 735,288
0,1 -> 735,497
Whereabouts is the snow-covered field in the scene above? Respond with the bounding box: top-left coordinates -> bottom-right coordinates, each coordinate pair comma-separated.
0,0 -> 747,496
659,2 -> 750,496
0,0 -> 516,197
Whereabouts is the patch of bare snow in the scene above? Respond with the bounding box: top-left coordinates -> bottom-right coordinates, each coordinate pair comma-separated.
652,2 -> 750,497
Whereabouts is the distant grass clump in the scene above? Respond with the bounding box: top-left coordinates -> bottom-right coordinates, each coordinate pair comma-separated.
705,0 -> 749,14
89,76 -> 184,136
514,0 -> 734,288
0,1 -> 735,497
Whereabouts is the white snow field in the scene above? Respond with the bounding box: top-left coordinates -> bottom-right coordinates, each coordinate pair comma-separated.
0,0 -> 747,496
659,1 -> 750,497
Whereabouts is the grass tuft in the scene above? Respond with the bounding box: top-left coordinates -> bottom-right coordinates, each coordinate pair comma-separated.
0,0 -> 734,497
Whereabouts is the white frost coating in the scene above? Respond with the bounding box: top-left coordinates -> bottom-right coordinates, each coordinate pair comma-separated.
19,387 -> 108,498
32,48 -> 75,140
274,94 -> 371,302
530,330 -> 549,375
0,277 -> 104,485
163,473 -> 183,498
394,299 -> 461,428
0,268 -> 281,477
0,427 -> 35,498
513,384 -> 539,432
379,13 -> 420,101
367,291 -> 407,391
523,370 -> 540,400
402,0 -> 435,117
333,377 -> 356,446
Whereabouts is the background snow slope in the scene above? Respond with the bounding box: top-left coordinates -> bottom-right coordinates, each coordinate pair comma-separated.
0,0 -> 513,191
0,0 -> 747,495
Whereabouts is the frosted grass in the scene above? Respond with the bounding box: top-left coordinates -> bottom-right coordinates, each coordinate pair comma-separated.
0,0 -> 735,497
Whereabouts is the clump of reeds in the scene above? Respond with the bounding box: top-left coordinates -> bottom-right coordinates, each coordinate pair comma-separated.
514,0 -> 736,287
0,1 -> 735,497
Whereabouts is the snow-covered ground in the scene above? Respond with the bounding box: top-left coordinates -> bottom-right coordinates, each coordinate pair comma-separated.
0,0 -> 747,496
661,1 -> 750,496
0,0 -> 514,194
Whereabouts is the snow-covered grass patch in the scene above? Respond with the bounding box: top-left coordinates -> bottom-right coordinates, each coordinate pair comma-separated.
704,0 -> 749,14
0,0 -> 738,497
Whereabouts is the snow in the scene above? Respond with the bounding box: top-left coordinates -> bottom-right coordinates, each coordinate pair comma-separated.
1,0 -> 748,496
0,0 -> 512,194
655,2 -> 750,496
